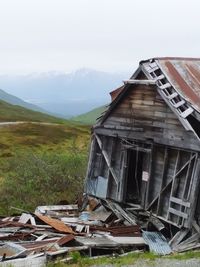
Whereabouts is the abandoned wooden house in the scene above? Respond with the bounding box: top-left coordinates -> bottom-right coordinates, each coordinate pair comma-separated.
85,57 -> 200,236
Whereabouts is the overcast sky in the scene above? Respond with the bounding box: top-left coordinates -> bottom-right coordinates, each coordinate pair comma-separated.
0,0 -> 199,74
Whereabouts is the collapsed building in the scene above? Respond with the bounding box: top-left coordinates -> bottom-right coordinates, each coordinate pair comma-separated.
2,58 -> 200,266
85,57 -> 200,250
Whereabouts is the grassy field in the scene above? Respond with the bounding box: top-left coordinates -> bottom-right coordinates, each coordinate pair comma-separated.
0,122 -> 90,214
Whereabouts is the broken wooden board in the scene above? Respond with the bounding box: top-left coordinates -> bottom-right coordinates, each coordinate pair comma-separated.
107,236 -> 145,245
18,213 -> 36,225
35,205 -> 78,215
35,213 -> 74,234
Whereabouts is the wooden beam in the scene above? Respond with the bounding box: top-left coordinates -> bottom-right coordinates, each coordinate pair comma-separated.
186,158 -> 200,228
167,150 -> 180,220
143,144 -> 153,209
94,134 -> 118,184
170,196 -> 190,208
147,178 -> 173,210
169,229 -> 189,248
123,79 -> 156,85
175,154 -> 196,178
156,147 -> 168,215
168,207 -> 188,219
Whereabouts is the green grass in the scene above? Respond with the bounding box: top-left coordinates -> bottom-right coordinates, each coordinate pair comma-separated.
46,250 -> 200,267
72,105 -> 107,125
0,122 -> 90,215
0,99 -> 65,123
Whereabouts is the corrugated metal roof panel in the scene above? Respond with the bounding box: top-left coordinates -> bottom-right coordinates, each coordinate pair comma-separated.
156,58 -> 200,112
142,231 -> 172,255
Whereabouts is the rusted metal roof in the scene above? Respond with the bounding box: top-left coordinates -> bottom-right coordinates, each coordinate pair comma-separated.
155,58 -> 200,112
109,85 -> 124,101
101,57 -> 200,127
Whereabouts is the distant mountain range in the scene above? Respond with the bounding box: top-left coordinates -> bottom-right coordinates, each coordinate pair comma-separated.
0,69 -> 128,117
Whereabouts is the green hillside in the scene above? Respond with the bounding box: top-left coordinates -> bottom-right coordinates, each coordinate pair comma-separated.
0,88 -> 47,113
0,121 -> 90,214
72,105 -> 107,125
0,99 -> 64,123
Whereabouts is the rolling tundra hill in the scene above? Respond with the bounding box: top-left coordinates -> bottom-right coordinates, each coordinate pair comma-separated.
0,99 -> 64,123
0,88 -> 47,113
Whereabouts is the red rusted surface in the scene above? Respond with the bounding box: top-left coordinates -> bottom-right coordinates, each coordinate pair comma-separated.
185,64 -> 200,87
90,225 -> 141,237
35,213 -> 74,234
163,61 -> 200,109
110,86 -> 124,101
57,234 -> 74,246
155,57 -> 200,61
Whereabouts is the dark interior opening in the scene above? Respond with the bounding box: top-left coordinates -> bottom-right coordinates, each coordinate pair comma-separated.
125,149 -> 144,203
187,114 -> 200,138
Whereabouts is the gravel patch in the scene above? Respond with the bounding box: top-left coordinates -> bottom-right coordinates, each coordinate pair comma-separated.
91,258 -> 200,267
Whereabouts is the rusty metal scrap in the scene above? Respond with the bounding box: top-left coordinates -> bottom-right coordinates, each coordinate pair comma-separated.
0,197 -> 193,265
90,225 -> 141,237
35,213 -> 74,234
57,234 -> 75,246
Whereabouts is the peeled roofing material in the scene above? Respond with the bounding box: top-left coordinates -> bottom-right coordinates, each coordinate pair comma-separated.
156,58 -> 200,112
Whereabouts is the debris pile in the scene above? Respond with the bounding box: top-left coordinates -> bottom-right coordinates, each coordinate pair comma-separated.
0,196 -> 196,266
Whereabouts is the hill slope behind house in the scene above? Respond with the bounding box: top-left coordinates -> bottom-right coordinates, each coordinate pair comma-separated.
72,105 -> 107,124
0,99 -> 64,123
0,88 -> 47,113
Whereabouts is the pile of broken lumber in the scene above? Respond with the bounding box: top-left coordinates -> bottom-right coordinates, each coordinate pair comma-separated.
0,196 -> 196,266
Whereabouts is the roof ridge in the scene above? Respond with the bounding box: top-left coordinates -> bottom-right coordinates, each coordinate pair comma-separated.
140,57 -> 200,64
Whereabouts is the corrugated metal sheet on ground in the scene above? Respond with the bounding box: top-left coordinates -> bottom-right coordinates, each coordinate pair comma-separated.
142,231 -> 172,255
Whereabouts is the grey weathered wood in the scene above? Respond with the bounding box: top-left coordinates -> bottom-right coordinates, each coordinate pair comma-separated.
192,221 -> 200,233
167,150 -> 180,220
123,79 -> 155,85
186,158 -> 200,228
147,178 -> 173,210
156,147 -> 168,215
94,134 -> 118,184
169,229 -> 189,248
94,127 -> 200,152
170,197 -> 190,208
86,64 -> 200,233
168,207 -> 188,219
144,144 -> 153,209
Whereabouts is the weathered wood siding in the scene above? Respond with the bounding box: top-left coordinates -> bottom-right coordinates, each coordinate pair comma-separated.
100,84 -> 200,151
85,84 -> 200,229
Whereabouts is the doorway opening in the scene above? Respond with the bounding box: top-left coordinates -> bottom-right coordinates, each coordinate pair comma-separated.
125,149 -> 145,204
